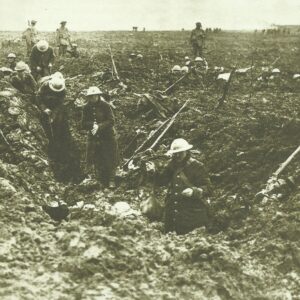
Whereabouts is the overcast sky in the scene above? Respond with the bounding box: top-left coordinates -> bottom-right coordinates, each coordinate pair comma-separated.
0,0 -> 299,31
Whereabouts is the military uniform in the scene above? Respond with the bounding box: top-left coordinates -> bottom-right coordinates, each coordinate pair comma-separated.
23,26 -> 38,56
81,98 -> 119,186
7,61 -> 16,71
30,45 -> 55,80
190,28 -> 205,57
10,73 -> 37,95
37,83 -> 82,182
157,154 -> 212,234
56,27 -> 70,56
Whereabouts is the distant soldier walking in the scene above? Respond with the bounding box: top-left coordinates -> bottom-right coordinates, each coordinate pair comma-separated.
22,20 -> 38,56
190,22 -> 205,57
30,40 -> 55,80
56,21 -> 71,56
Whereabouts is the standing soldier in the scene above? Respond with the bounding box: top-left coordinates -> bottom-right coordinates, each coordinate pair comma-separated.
7,53 -> 17,70
56,21 -> 71,56
81,86 -> 119,188
30,40 -> 55,80
10,61 -> 37,95
22,20 -> 38,56
155,138 -> 212,234
36,76 -> 82,182
190,22 -> 205,57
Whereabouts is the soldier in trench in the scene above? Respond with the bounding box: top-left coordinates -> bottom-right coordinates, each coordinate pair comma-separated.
154,138 -> 212,234
10,61 -> 37,96
36,75 -> 82,182
81,86 -> 119,189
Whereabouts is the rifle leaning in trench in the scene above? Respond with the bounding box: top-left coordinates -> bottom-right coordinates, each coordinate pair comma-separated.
108,44 -> 120,81
0,129 -> 18,161
122,99 -> 190,169
256,145 -> 300,199
216,68 -> 236,109
162,72 -> 190,95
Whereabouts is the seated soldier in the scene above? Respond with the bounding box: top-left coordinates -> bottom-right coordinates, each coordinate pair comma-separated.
7,53 -> 17,71
10,61 -> 37,95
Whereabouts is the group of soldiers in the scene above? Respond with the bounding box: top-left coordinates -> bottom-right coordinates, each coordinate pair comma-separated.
1,21 -> 214,235
22,20 -> 79,58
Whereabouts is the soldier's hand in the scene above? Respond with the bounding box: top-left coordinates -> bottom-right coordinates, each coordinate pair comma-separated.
91,123 -> 99,135
48,63 -> 52,67
37,66 -> 41,71
182,188 -> 194,197
145,161 -> 156,174
44,108 -> 51,115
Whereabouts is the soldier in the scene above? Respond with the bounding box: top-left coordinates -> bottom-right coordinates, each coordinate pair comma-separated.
30,40 -> 55,80
10,61 -> 37,95
81,86 -> 119,188
155,138 -> 212,234
36,76 -> 82,182
7,53 -> 17,70
56,21 -> 71,56
190,22 -> 205,57
22,20 -> 38,56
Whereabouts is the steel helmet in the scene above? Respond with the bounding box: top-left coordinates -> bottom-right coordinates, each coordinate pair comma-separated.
7,53 -> 16,58
52,71 -> 64,80
184,56 -> 190,61
86,86 -> 102,96
172,65 -> 181,73
15,61 -> 27,71
272,68 -> 280,74
49,77 -> 65,92
195,57 -> 203,62
181,66 -> 189,73
37,40 -> 49,52
137,54 -> 143,59
71,43 -> 77,47
167,138 -> 193,155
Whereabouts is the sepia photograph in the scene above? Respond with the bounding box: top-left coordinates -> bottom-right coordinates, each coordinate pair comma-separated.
0,0 -> 299,299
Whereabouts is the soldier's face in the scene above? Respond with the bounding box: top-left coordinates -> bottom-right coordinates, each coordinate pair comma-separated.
17,70 -> 25,79
8,58 -> 15,62
88,95 -> 98,103
173,151 -> 187,163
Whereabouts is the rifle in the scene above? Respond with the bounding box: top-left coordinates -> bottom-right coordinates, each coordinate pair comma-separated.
216,68 -> 236,109
256,145 -> 300,200
162,72 -> 190,94
148,99 -> 190,150
108,45 -> 120,81
0,129 -> 18,161
122,118 -> 170,169
122,99 -> 190,168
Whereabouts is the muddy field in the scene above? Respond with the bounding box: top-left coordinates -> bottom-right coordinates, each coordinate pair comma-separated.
0,31 -> 300,299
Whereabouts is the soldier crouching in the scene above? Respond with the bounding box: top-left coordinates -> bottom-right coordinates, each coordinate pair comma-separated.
156,138 -> 212,234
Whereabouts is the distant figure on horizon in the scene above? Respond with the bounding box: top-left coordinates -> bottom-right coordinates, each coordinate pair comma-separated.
22,20 -> 38,56
56,21 -> 71,56
190,22 -> 205,57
